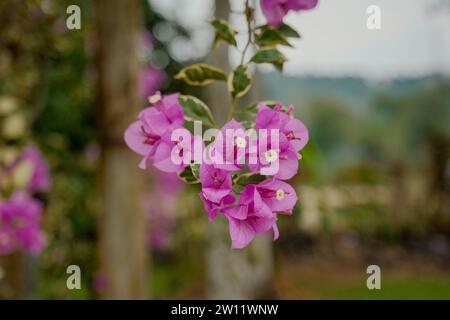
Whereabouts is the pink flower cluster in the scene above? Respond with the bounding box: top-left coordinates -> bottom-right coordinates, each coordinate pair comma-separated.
124,93 -> 308,248
260,0 -> 318,27
198,104 -> 308,248
0,192 -> 47,255
0,145 -> 51,256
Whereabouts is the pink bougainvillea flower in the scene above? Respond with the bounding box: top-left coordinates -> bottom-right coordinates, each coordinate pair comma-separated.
124,92 -> 185,170
223,185 -> 277,249
0,191 -> 46,256
256,178 -> 297,214
200,193 -> 235,222
282,116 -> 309,152
152,131 -> 200,173
249,132 -> 300,180
211,119 -> 248,171
260,0 -> 318,27
252,103 -> 308,179
256,103 -> 308,153
255,104 -> 289,131
199,164 -> 233,203
199,163 -> 234,220
20,145 -> 52,193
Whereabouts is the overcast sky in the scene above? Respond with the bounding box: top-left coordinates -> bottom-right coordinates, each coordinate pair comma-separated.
150,0 -> 450,79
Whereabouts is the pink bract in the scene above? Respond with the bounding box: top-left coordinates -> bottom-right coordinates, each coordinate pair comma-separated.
260,0 -> 318,27
223,184 -> 277,249
124,92 -> 185,171
199,163 -> 234,221
210,119 -> 247,172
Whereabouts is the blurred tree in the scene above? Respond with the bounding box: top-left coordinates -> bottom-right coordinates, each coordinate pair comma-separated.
95,0 -> 147,299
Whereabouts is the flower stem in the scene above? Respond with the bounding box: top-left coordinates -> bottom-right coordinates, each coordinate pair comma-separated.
228,0 -> 254,122
240,0 -> 253,66
227,98 -> 236,121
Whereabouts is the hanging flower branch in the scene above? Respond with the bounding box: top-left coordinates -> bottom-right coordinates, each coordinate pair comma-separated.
124,0 -> 318,249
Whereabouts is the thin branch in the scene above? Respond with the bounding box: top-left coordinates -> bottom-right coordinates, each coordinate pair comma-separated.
240,0 -> 253,66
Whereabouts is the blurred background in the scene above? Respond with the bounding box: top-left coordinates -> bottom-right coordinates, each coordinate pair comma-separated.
0,0 -> 449,299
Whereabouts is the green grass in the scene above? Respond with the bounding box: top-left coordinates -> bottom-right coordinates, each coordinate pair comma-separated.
312,276 -> 450,299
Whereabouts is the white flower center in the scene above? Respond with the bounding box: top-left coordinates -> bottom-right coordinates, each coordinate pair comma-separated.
276,189 -> 285,200
264,149 -> 278,163
235,136 -> 246,148
148,93 -> 162,104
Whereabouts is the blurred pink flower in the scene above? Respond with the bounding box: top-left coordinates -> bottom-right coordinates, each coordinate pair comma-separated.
140,66 -> 167,99
16,225 -> 47,256
140,31 -> 155,53
93,273 -> 109,294
144,171 -> 183,251
85,143 -> 101,164
148,209 -> 175,250
153,171 -> 183,195
20,145 -> 52,193
0,225 -> 16,255
0,192 -> 46,256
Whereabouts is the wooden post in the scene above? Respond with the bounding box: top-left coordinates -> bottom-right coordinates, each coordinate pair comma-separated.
95,0 -> 148,299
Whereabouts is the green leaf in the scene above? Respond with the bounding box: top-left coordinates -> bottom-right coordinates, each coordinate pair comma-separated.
178,95 -> 216,128
190,163 -> 200,180
278,24 -> 301,38
228,65 -> 252,99
235,101 -> 279,118
257,23 -> 300,39
259,100 -> 279,109
175,63 -> 227,86
250,48 -> 286,72
210,18 -> 237,47
236,103 -> 258,115
234,173 -> 266,186
234,103 -> 257,124
178,163 -> 200,184
235,101 -> 284,125
243,103 -> 259,114
256,28 -> 292,47
239,120 -> 255,130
